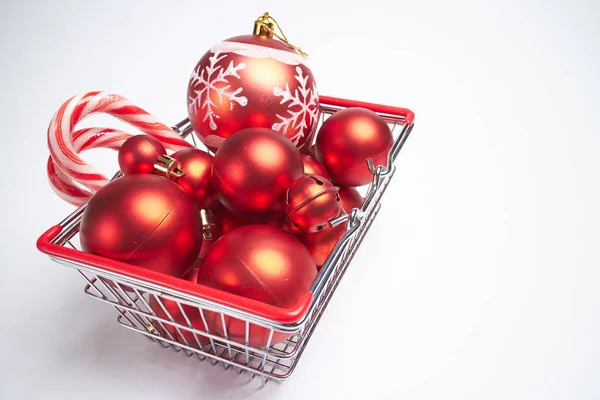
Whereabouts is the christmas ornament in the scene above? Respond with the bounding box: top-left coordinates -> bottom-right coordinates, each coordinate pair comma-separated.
285,175 -> 342,233
47,91 -> 192,205
197,225 -> 316,347
149,294 -> 208,348
187,12 -> 319,152
300,215 -> 348,269
118,135 -> 166,175
80,175 -> 202,277
301,154 -> 329,178
338,186 -> 364,212
315,107 -> 393,187
212,128 -> 303,219
171,149 -> 218,209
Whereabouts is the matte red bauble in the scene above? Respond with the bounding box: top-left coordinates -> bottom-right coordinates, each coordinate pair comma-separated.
285,175 -> 342,233
149,293 -> 208,348
300,215 -> 348,269
171,148 -> 218,209
301,154 -> 329,178
338,186 -> 364,212
80,175 -> 202,277
118,135 -> 166,175
186,33 -> 319,152
315,107 -> 393,187
197,225 -> 316,347
212,128 -> 303,219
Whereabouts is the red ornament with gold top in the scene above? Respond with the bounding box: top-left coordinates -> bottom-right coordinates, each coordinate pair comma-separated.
118,135 -> 166,175
187,13 -> 319,152
285,175 -> 342,233
171,148 -> 218,210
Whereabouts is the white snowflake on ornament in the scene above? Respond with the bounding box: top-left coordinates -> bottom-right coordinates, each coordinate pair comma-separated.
188,51 -> 248,130
272,66 -> 319,145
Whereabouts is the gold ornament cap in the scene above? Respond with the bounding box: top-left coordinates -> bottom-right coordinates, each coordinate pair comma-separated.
252,12 -> 307,57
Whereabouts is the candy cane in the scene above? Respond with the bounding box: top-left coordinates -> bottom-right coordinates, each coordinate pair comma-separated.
47,91 -> 193,205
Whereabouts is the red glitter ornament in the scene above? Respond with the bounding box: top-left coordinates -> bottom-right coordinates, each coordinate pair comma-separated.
80,175 -> 202,278
338,186 -> 364,212
315,108 -> 393,187
187,30 -> 319,152
285,175 -> 342,233
118,135 -> 166,175
197,225 -> 316,347
171,148 -> 218,210
301,154 -> 329,178
212,128 -> 303,219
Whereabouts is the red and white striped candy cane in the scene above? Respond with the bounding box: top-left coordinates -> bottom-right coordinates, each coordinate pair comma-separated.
47,91 -> 193,205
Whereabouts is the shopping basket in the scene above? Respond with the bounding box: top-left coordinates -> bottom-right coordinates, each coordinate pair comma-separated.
37,95 -> 415,384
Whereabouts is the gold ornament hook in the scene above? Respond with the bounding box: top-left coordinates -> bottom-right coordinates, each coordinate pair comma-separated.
252,12 -> 308,57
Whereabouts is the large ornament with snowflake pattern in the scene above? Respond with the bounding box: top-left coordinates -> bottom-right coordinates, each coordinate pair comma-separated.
187,19 -> 319,152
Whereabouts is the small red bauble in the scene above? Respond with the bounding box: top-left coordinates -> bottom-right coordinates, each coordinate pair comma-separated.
80,175 -> 203,277
338,186 -> 364,212
187,33 -> 319,152
149,292 -> 208,348
315,107 -> 393,187
118,135 -> 166,175
301,154 -> 329,178
285,175 -> 342,233
299,215 -> 348,269
197,225 -> 316,347
212,128 -> 303,219
171,148 -> 218,209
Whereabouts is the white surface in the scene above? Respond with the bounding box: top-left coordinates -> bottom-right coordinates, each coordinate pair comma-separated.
1,0 -> 599,399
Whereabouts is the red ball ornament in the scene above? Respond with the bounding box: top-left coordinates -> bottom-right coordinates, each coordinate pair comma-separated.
299,215 -> 348,269
80,175 -> 203,277
212,128 -> 303,219
285,175 -> 342,233
187,31 -> 319,152
338,186 -> 364,212
301,154 -> 329,178
197,225 -> 316,347
118,135 -> 166,175
315,107 -> 393,187
149,292 -> 208,349
171,148 -> 218,209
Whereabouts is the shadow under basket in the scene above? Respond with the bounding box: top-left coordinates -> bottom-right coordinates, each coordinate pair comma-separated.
37,95 -> 415,384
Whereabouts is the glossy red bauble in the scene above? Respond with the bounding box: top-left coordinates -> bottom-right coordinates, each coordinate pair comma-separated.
301,154 -> 329,178
171,148 -> 218,209
149,293 -> 208,349
338,186 -> 364,212
118,135 -> 166,175
212,128 -> 303,219
187,34 -> 319,151
300,215 -> 348,269
197,225 -> 316,347
315,107 -> 393,187
285,175 -> 342,233
80,175 -> 203,277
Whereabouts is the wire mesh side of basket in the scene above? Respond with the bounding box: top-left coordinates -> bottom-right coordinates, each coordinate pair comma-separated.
46,102 -> 412,383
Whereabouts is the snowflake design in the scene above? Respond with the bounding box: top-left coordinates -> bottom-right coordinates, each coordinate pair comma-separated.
272,66 -> 319,145
188,51 -> 248,130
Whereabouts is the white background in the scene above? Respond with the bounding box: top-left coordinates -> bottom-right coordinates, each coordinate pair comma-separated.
1,0 -> 599,399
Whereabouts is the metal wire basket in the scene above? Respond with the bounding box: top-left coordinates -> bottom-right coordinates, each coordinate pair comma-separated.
37,95 -> 415,384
